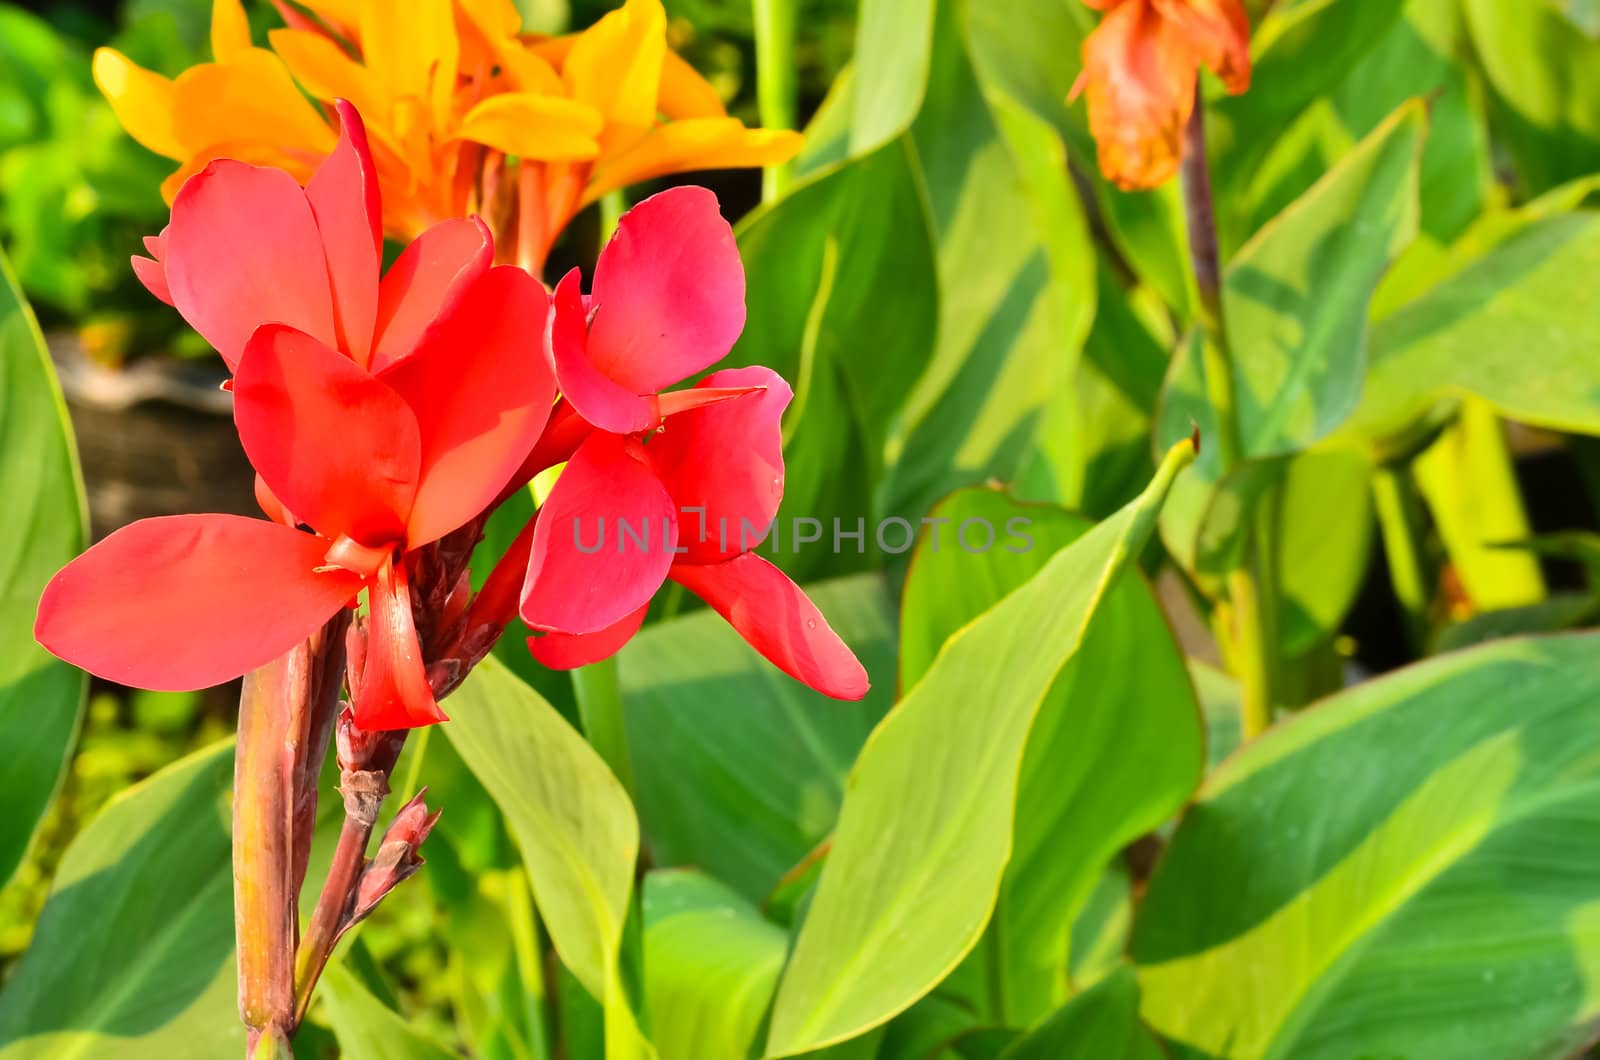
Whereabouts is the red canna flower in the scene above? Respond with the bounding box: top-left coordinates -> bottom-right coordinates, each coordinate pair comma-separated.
1073,0 -> 1251,190
35,101 -> 555,731
517,190 -> 868,701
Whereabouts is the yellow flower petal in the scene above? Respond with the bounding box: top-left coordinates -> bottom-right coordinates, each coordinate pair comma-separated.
658,49 -> 725,119
455,93 -> 602,161
92,48 -> 184,160
295,0 -> 361,37
210,0 -> 253,61
360,0 -> 456,117
587,118 -> 804,203
563,0 -> 666,135
268,28 -> 388,120
456,0 -> 521,38
171,48 -> 337,160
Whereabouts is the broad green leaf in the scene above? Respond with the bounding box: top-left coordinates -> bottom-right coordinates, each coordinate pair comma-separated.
732,141 -> 938,579
618,575 -> 896,905
0,248 -> 86,887
321,964 -> 457,1060
0,741 -> 240,1058
1274,451 -> 1373,653
1464,0 -> 1600,194
445,656 -> 646,1058
848,0 -> 934,155
1158,104 -> 1422,580
764,441 -> 1195,1056
1159,102 -> 1424,466
642,870 -> 788,1060
999,969 -> 1162,1060
1210,0 -> 1409,246
1135,632 -> 1600,1059
898,489 -> 1202,1025
885,1 -> 1094,519
1348,213 -> 1600,445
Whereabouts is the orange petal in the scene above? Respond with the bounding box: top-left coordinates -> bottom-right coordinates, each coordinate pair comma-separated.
455,93 -> 602,160
294,0 -> 361,39
268,28 -> 388,119
210,0 -> 253,61
659,49 -> 726,119
1078,0 -> 1198,191
1152,0 -> 1251,93
586,119 -> 804,205
170,48 -> 337,161
562,0 -> 666,137
92,49 -> 184,160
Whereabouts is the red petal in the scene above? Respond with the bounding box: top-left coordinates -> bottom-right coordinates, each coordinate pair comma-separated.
307,99 -> 382,363
131,255 -> 173,306
164,161 -> 337,369
377,265 -> 556,547
587,186 -> 745,394
648,367 -> 790,563
370,216 -> 493,371
521,432 -> 677,635
669,554 -> 868,700
234,324 -> 420,546
548,266 -> 659,434
527,602 -> 648,669
352,554 -> 447,730
34,514 -> 362,690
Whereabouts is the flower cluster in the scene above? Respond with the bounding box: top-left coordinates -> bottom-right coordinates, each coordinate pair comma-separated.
1073,0 -> 1251,190
94,0 -> 802,269
35,101 -> 866,733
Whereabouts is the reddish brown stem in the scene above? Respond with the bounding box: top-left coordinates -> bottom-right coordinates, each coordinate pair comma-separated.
291,769 -> 388,1025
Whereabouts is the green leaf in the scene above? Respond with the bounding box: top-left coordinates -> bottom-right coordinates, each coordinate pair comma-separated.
732,142 -> 938,578
763,441 -> 1195,1056
320,964 -> 458,1060
998,969 -> 1162,1060
1210,0 -> 1410,246
1160,102 -> 1425,466
1158,104 -> 1423,581
0,248 -> 86,888
848,0 -> 934,155
1274,451 -> 1374,653
885,1 -> 1095,519
0,741 -> 241,1058
618,575 -> 897,905
1464,0 -> 1600,194
444,656 -> 644,1056
1135,633 -> 1600,1058
641,870 -> 788,1060
898,489 -> 1202,1024
1350,213 -> 1600,445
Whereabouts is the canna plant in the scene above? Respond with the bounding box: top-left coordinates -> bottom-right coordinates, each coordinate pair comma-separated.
12,0 -> 1600,1058
31,94 -> 862,1055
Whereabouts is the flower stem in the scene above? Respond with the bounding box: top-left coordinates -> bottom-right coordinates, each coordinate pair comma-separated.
753,0 -> 797,201
1180,96 -> 1276,737
234,657 -> 306,1053
291,768 -> 387,1026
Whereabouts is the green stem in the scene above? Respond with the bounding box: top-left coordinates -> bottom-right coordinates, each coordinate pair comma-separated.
753,0 -> 798,201
573,655 -> 634,796
598,190 -> 626,244
509,870 -> 556,1060
1372,464 -> 1431,650
1180,92 -> 1275,737
235,652 -> 305,1055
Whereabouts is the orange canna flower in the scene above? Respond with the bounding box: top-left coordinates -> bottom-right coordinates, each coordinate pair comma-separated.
94,0 -> 802,262
1072,0 -> 1251,191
